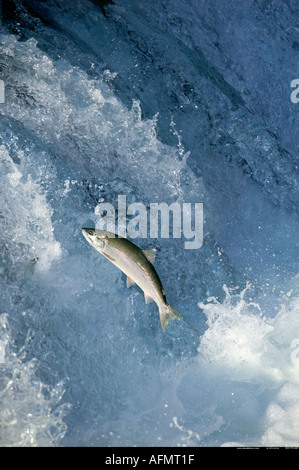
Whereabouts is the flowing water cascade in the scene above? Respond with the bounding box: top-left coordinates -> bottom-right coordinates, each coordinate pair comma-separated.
1,0 -> 299,446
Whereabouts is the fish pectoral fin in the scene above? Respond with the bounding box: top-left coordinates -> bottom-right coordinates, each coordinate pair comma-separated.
142,249 -> 156,264
103,252 -> 115,262
126,276 -> 136,288
144,292 -> 155,304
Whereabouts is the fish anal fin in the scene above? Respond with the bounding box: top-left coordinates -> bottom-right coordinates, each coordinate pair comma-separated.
126,276 -> 135,288
144,292 -> 154,304
142,249 -> 156,264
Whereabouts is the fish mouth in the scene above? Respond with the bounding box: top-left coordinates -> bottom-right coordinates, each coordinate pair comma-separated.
82,228 -> 95,236
83,228 -> 116,239
82,228 -> 116,243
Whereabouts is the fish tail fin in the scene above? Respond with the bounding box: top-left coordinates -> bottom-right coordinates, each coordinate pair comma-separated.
159,303 -> 182,332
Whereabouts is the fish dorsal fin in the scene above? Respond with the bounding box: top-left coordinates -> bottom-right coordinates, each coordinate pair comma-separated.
126,276 -> 135,288
144,292 -> 154,304
142,249 -> 156,264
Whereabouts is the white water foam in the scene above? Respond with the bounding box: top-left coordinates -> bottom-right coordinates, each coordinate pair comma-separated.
198,284 -> 299,446
0,313 -> 70,447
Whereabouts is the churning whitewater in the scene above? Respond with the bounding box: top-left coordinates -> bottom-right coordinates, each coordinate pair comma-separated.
1,0 -> 299,447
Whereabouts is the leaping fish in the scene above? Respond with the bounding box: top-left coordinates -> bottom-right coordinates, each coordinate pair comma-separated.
82,228 -> 181,332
